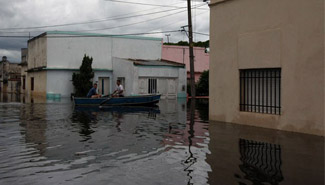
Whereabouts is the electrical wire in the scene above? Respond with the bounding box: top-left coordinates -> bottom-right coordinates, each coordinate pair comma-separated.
0,3 -> 207,34
0,30 -> 181,38
0,6 -> 193,31
104,0 -> 208,10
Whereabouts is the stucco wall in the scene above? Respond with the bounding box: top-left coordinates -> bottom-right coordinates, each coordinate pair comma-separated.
27,37 -> 47,69
47,35 -> 113,70
209,0 -> 324,136
46,70 -> 113,98
112,37 -> 162,60
162,45 -> 209,72
27,71 -> 47,97
112,58 -> 137,96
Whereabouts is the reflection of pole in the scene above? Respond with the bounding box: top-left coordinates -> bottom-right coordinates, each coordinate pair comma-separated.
184,99 -> 196,184
187,0 -> 196,98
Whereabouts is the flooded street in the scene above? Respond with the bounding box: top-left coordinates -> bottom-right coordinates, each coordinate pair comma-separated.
0,94 -> 324,185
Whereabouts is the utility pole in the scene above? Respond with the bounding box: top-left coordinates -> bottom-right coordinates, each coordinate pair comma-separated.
187,0 -> 195,98
165,34 -> 170,43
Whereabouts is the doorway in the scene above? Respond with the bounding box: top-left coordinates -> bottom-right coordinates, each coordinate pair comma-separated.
98,77 -> 110,96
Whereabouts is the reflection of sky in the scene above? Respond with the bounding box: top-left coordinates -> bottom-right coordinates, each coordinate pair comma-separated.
0,97 -> 211,185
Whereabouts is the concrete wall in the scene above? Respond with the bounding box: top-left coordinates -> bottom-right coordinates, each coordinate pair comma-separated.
20,65 -> 28,94
209,0 -> 324,136
46,70 -> 113,98
47,35 -> 112,70
112,58 -> 137,96
27,71 -> 47,97
112,37 -> 162,60
27,37 -> 47,69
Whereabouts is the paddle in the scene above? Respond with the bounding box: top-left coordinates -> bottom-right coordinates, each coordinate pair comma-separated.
99,93 -> 116,108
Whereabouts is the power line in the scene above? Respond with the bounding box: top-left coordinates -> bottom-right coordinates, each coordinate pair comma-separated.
193,32 -> 209,36
0,6 -> 193,31
0,30 -> 181,38
75,3 -> 207,32
0,3 -> 207,34
104,0 -> 208,9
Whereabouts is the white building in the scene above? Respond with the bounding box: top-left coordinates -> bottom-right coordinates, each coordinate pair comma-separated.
112,58 -> 187,99
26,31 -> 162,98
26,31 -> 186,99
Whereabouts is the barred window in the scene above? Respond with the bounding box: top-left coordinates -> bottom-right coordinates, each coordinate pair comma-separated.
148,78 -> 157,94
240,68 -> 281,115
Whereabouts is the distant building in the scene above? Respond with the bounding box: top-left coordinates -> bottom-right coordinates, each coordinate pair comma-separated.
0,56 -> 21,93
26,31 -> 186,98
162,45 -> 209,82
112,58 -> 186,99
209,0 -> 324,136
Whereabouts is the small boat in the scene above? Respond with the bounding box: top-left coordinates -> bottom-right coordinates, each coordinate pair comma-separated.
74,105 -> 160,114
73,94 -> 161,106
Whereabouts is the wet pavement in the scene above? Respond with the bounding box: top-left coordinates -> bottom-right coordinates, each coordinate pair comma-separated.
0,93 -> 324,185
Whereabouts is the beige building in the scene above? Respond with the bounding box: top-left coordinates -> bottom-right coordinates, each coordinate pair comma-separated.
209,0 -> 324,136
19,48 -> 28,94
0,56 -> 21,93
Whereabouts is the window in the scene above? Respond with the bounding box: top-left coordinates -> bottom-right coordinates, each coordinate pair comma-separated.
148,78 -> 157,94
31,77 -> 34,91
23,77 -> 25,90
240,68 -> 281,115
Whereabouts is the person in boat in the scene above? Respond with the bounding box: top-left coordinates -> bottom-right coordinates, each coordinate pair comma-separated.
87,83 -> 102,98
112,80 -> 124,97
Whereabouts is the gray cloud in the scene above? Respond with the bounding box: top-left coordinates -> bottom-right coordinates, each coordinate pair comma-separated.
0,0 -> 209,61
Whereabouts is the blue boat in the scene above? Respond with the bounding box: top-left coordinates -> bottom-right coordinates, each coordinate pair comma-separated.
73,94 -> 161,106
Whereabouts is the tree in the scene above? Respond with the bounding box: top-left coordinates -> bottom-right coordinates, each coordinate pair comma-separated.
72,55 -> 94,97
196,70 -> 209,96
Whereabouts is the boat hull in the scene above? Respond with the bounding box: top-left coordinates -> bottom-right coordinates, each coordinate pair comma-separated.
73,94 -> 161,106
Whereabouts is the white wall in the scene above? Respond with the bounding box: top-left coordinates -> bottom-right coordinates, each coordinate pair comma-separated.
138,67 -> 179,78
46,70 -> 113,97
112,58 -> 137,96
46,70 -> 74,97
47,35 -> 113,70
112,37 -> 162,60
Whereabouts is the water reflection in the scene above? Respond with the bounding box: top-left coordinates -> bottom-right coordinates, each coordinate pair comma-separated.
237,139 -> 283,185
207,121 -> 324,185
0,96 -> 212,185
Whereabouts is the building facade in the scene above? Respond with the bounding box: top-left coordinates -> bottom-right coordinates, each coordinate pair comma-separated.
112,58 -> 187,99
209,0 -> 324,136
19,48 -> 28,94
162,45 -> 209,82
26,31 -> 162,98
0,56 -> 21,93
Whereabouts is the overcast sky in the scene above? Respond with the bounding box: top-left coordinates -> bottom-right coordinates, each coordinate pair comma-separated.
0,0 -> 209,62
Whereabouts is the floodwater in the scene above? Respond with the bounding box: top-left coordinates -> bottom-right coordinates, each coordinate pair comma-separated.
0,93 -> 324,185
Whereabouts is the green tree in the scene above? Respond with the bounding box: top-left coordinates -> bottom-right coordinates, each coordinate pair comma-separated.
72,55 -> 94,97
196,70 -> 209,96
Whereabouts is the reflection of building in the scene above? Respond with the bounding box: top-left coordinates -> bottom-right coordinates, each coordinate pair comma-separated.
162,45 -> 209,82
0,56 -> 21,93
113,58 -> 186,99
209,0 -> 324,136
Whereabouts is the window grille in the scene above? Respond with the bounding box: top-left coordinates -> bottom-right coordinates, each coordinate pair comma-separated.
148,78 -> 157,94
240,68 -> 281,115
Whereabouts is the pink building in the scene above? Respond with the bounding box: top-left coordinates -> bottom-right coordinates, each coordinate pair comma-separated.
162,45 -> 209,82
